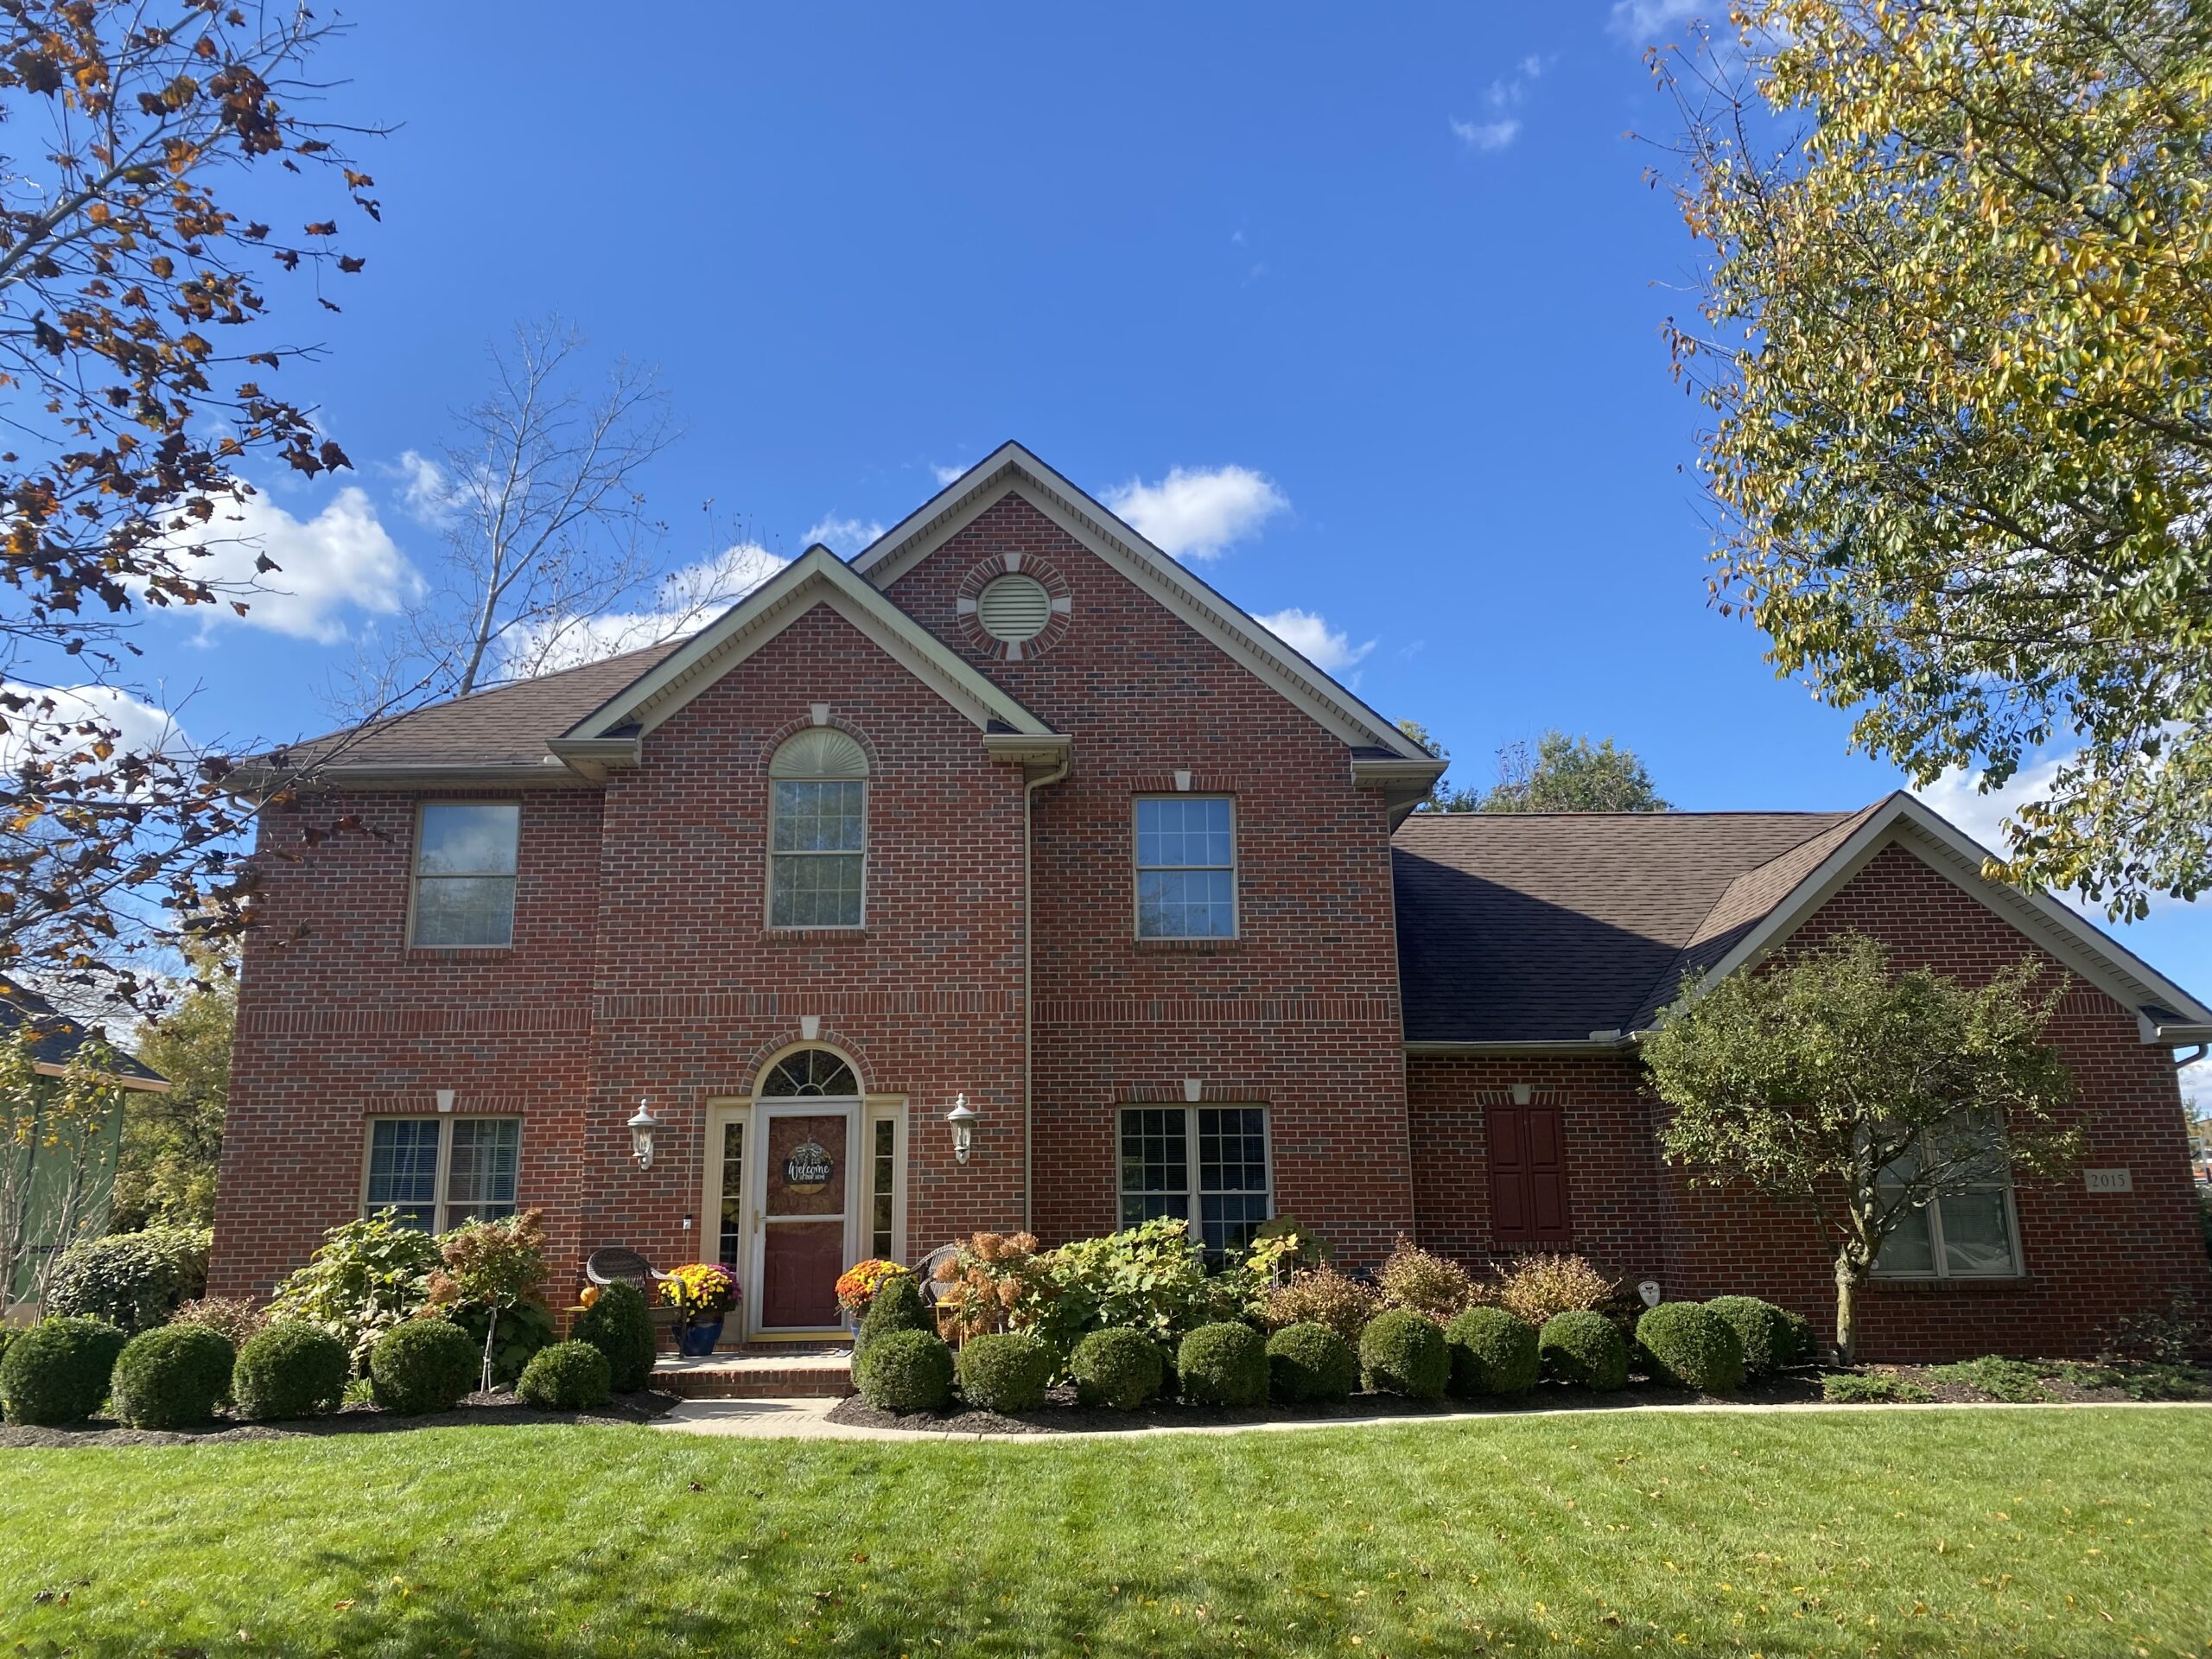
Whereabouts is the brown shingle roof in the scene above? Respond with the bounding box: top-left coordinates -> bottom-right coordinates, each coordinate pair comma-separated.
0,977 -> 163,1083
1392,808 -> 1869,1044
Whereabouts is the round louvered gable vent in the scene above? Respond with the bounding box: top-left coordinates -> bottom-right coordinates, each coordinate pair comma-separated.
976,573 -> 1052,643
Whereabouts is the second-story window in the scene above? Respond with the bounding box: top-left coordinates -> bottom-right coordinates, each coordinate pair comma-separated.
769,728 -> 868,928
1135,796 -> 1236,938
411,803 -> 519,948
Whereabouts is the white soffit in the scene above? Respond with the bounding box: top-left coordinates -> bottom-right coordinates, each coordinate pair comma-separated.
852,442 -> 1434,761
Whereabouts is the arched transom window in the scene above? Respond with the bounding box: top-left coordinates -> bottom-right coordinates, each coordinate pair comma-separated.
768,728 -> 868,928
760,1047 -> 860,1098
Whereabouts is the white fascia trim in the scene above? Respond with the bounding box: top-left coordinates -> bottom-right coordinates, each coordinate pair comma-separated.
30,1059 -> 169,1093
1677,792 -> 2212,1037
562,545 -> 1054,742
853,442 -> 1432,760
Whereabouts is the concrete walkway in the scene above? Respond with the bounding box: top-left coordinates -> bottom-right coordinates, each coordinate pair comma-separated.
653,1393 -> 2212,1444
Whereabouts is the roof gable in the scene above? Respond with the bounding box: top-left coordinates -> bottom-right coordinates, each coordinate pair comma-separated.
852,442 -> 1434,762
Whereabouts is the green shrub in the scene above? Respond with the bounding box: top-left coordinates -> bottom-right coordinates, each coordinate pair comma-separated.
1070,1327 -> 1164,1409
1924,1355 -> 2056,1403
1037,1217 -> 1242,1352
957,1332 -> 1055,1412
0,1327 -> 15,1370
367,1317 -> 478,1415
1177,1321 -> 1268,1407
1446,1306 -> 1541,1397
1495,1254 -> 1618,1328
232,1323 -> 349,1421
44,1227 -> 211,1334
572,1281 -> 658,1393
265,1211 -> 440,1373
1702,1297 -> 1783,1378
517,1340 -> 613,1410
111,1324 -> 234,1429
447,1298 -> 555,1388
1821,1370 -> 1934,1403
1262,1265 -> 1378,1344
1774,1307 -> 1818,1367
1360,1307 -> 1449,1398
1540,1310 -> 1629,1390
856,1328 -> 953,1412
1267,1321 -> 1357,1402
855,1273 -> 932,1367
1637,1303 -> 1745,1394
0,1317 -> 128,1425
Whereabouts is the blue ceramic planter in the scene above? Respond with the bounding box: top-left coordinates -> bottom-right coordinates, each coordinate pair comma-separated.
677,1318 -> 724,1357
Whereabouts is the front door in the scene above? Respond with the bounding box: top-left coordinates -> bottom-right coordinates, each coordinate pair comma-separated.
754,1105 -> 853,1332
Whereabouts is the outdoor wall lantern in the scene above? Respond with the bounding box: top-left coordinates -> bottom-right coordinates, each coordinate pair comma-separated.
946,1094 -> 978,1165
628,1099 -> 661,1170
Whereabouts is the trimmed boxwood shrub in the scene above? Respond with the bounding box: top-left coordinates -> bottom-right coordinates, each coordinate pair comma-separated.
1071,1327 -> 1164,1410
1446,1306 -> 1541,1398
1775,1307 -> 1817,1368
1705,1296 -> 1794,1379
111,1325 -> 234,1429
517,1340 -> 613,1410
1267,1321 -> 1357,1403
856,1327 -> 953,1412
572,1281 -> 658,1393
1540,1310 -> 1629,1390
855,1274 -> 932,1367
1637,1302 -> 1745,1394
1360,1308 -> 1449,1398
0,1317 -> 129,1426
44,1227 -> 211,1334
368,1318 -> 479,1415
957,1332 -> 1055,1412
1178,1321 -> 1268,1407
232,1323 -> 349,1421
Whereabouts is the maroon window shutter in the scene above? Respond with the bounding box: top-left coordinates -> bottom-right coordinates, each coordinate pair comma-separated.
1488,1103 -> 1572,1247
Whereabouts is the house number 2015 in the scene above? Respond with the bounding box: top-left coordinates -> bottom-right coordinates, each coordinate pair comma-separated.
2082,1168 -> 2133,1193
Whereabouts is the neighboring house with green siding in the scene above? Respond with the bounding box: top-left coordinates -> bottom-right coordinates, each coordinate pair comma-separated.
2,979 -> 167,1315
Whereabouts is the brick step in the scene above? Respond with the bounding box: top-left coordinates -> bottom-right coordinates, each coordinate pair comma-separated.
654,1347 -> 855,1400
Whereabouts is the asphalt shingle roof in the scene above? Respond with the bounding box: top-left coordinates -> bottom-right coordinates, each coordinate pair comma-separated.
1391,808 -> 1874,1044
0,978 -> 163,1082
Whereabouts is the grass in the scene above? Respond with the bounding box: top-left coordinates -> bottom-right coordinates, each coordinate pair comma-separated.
5,1408 -> 2211,1656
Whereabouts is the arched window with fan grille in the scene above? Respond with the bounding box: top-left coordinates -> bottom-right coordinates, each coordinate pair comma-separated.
767,728 -> 868,927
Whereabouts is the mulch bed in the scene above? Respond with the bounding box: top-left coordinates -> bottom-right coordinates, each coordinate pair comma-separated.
0,1387 -> 679,1449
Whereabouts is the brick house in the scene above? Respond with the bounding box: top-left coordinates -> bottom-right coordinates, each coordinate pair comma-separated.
212,442 -> 2212,1359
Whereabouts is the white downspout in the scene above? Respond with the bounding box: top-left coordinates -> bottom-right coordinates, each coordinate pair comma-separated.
1022,751 -> 1071,1235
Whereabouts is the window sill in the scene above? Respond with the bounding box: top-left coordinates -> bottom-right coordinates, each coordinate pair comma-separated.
763,927 -> 869,944
405,946 -> 514,963
1866,1274 -> 2033,1294
1133,937 -> 1243,954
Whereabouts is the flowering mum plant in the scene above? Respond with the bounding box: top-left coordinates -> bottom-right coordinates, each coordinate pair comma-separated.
661,1263 -> 739,1320
835,1259 -> 911,1319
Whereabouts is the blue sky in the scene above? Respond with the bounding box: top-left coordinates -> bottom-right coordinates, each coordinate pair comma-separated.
106,1 -> 2209,1027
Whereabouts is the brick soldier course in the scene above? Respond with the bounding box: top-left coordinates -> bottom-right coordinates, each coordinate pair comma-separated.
212,442 -> 2212,1362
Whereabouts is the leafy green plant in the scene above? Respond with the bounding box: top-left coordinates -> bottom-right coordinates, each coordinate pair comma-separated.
1924,1356 -> 2056,1404
1540,1310 -> 1628,1390
1177,1322 -> 1268,1407
1637,1303 -> 1745,1394
572,1281 -> 658,1393
1070,1327 -> 1163,1410
0,1316 -> 128,1425
855,1328 -> 952,1413
368,1317 -> 479,1416
1037,1218 -> 1241,1352
957,1332 -> 1055,1413
1376,1236 -> 1478,1323
232,1324 -> 349,1422
1493,1255 -> 1618,1328
1821,1371 -> 1934,1404
1262,1265 -> 1378,1345
44,1226 -> 210,1334
1360,1307 -> 1449,1398
1244,1217 -> 1331,1284
1446,1306 -> 1540,1398
1267,1321 -> 1357,1403
265,1211 -> 440,1374
517,1341 -> 613,1411
111,1324 -> 233,1429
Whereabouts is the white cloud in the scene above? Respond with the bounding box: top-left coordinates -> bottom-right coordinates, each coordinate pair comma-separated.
1102,465 -> 1289,561
804,514 -> 885,556
0,682 -> 188,775
173,486 -> 423,645
1452,56 -> 1546,152
1255,608 -> 1376,675
391,449 -> 459,526
1607,0 -> 1705,41
499,542 -> 787,679
1450,116 -> 1522,151
931,462 -> 967,487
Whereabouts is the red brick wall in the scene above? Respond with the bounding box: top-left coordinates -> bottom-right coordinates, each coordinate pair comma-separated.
886,493 -> 1415,1261
1406,840 -> 2211,1361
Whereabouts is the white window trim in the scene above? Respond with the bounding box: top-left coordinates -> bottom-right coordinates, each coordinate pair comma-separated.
1871,1179 -> 2026,1280
407,800 -> 520,950
1131,794 -> 1240,941
864,1096 -> 908,1263
766,778 -> 869,931
359,1116 -> 522,1232
1116,1103 -> 1273,1251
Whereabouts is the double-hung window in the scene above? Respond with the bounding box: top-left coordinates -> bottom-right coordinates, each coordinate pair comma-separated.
1870,1127 -> 2024,1279
364,1117 -> 521,1233
1135,796 -> 1236,938
1117,1104 -> 1270,1260
411,803 -> 519,948
768,729 -> 868,928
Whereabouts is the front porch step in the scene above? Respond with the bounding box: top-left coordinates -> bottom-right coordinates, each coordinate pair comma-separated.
654,1344 -> 855,1400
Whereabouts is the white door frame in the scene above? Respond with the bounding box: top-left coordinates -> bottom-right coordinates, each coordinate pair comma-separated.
747,1096 -> 862,1336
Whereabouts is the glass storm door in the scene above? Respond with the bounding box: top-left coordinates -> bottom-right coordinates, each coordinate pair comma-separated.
755,1106 -> 853,1331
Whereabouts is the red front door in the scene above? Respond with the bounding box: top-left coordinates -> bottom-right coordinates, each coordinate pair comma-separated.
760,1111 -> 849,1329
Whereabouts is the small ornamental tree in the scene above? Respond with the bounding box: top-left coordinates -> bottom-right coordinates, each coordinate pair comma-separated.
1643,934 -> 2079,1363
428,1209 -> 550,1395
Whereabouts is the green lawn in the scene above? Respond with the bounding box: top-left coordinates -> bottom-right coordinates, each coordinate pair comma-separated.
5,1408 -> 2210,1657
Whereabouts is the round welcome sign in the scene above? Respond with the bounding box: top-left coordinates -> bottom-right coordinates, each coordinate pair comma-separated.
783,1139 -> 834,1195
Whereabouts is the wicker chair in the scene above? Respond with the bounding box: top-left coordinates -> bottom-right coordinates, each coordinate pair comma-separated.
585,1246 -> 680,1332
911,1243 -> 960,1306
